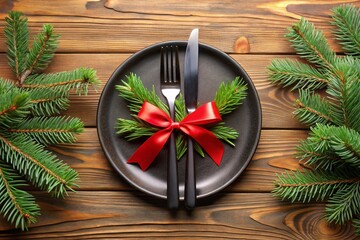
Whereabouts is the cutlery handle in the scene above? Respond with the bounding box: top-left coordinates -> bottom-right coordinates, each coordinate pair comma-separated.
185,138 -> 196,209
167,132 -> 179,209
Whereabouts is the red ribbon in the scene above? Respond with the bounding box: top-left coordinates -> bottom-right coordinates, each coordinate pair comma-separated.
127,101 -> 224,171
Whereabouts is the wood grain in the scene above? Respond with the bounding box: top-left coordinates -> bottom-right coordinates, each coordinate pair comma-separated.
0,192 -> 357,239
0,53 -> 303,129
0,1 -> 357,238
49,128 -> 307,192
0,0 -> 358,54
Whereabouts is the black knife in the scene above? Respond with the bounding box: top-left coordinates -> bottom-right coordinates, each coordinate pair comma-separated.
184,28 -> 199,209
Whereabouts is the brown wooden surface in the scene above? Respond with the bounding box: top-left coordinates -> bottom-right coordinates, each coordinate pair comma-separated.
1,0 -> 360,239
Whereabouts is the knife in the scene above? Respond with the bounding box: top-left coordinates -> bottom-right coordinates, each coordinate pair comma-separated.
184,28 -> 199,209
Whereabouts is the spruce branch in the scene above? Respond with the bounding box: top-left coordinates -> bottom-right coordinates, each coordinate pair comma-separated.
21,24 -> 60,83
268,58 -> 328,91
0,161 -> 40,230
4,11 -> 29,80
22,68 -> 99,95
116,118 -> 157,141
210,123 -> 239,147
326,183 -> 360,224
298,124 -> 360,170
332,4 -> 360,56
0,11 -> 99,230
294,90 -> 334,126
8,116 -> 84,145
27,88 -> 70,116
273,169 -> 360,203
0,134 -> 79,197
286,18 -> 336,71
326,57 -> 360,130
269,4 -> 360,234
214,76 -> 247,115
0,89 -> 31,129
116,73 -> 168,114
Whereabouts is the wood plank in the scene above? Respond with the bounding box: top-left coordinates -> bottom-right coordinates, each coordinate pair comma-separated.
0,53 -> 304,129
50,128 -> 307,192
0,0 -> 358,53
0,192 -> 356,239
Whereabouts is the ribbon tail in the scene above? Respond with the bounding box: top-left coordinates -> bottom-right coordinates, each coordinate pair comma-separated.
127,128 -> 172,171
182,125 -> 224,165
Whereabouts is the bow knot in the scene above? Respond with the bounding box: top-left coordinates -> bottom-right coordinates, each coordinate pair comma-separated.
127,101 -> 224,171
170,122 -> 180,129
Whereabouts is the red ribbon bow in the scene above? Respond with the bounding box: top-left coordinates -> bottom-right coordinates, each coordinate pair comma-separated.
127,101 -> 224,171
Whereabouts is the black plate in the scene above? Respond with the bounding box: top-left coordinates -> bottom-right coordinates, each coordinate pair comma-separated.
97,41 -> 261,200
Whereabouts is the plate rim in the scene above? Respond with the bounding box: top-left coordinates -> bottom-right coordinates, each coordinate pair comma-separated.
97,40 -> 262,200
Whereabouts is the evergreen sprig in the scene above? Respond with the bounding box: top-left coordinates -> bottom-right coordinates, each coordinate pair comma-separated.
115,73 -> 247,160
0,11 -> 99,230
268,4 -> 360,234
26,24 -> 60,75
332,4 -> 360,56
4,11 -> 29,79
268,58 -> 328,91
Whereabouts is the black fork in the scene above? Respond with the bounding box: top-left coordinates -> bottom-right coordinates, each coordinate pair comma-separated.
160,46 -> 180,209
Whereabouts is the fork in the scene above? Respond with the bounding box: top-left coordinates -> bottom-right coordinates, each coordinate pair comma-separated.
160,46 -> 180,209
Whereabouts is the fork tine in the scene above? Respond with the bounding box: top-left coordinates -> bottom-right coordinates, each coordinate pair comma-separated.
175,46 -> 180,83
170,46 -> 174,83
161,45 -> 180,85
166,47 -> 170,83
160,47 -> 164,83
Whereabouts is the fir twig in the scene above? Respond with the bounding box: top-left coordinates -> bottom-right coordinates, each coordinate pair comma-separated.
115,73 -> 168,114
0,161 -> 40,230
116,118 -> 157,141
0,88 -> 31,129
268,58 -> 328,91
326,57 -> 360,130
4,11 -> 29,80
8,116 -> 84,145
332,4 -> 360,56
0,134 -> 79,197
286,18 -> 336,71
298,124 -> 360,170
20,24 -> 60,83
0,11 -> 99,230
210,123 -> 239,146
273,169 -> 360,203
326,183 -> 360,224
269,4 -> 360,234
294,90 -> 334,126
27,88 -> 70,116
214,76 -> 247,115
22,68 -> 99,95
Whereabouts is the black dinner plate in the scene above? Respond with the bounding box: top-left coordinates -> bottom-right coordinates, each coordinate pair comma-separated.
97,41 -> 261,200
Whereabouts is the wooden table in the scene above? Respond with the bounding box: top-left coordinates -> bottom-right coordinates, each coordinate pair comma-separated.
0,1 -> 359,239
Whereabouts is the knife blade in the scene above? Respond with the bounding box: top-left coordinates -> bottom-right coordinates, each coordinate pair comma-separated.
184,28 -> 199,209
